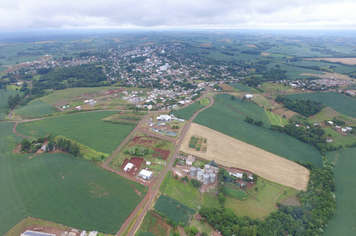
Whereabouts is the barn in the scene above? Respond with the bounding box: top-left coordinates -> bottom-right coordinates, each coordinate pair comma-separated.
139,169 -> 153,179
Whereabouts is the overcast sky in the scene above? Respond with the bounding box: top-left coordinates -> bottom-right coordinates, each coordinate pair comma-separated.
1,0 -> 356,30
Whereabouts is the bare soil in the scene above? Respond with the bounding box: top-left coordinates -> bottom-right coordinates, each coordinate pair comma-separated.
219,83 -> 234,91
180,123 -> 310,191
272,108 -> 298,119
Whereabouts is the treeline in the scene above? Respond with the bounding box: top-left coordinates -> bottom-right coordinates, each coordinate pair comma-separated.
244,116 -> 263,127
276,95 -> 325,117
263,68 -> 287,80
200,161 -> 336,236
7,94 -> 21,109
56,137 -> 81,156
35,64 -> 107,90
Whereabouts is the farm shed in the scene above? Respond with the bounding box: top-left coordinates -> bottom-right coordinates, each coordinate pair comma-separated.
186,155 -> 195,165
124,163 -> 134,171
157,115 -> 171,121
244,94 -> 253,99
21,230 -> 56,236
139,169 -> 153,179
342,128 -> 347,132
41,145 -> 47,151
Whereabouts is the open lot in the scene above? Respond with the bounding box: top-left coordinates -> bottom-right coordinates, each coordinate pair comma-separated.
180,123 -> 310,190
16,111 -> 134,154
229,83 -> 252,91
286,92 -> 356,119
0,122 -> 146,235
194,94 -> 323,168
324,149 -> 356,236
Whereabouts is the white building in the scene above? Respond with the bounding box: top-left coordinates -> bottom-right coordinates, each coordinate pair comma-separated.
186,155 -> 195,165
21,231 -> 56,236
124,163 -> 134,171
244,94 -> 253,99
139,169 -> 153,179
157,115 -> 171,121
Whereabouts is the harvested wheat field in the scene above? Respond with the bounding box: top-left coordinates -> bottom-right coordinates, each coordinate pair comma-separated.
305,58 -> 356,65
181,123 -> 310,191
219,83 -> 234,91
272,108 -> 298,119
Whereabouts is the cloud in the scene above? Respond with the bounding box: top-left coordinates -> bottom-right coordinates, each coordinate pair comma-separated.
0,0 -> 355,30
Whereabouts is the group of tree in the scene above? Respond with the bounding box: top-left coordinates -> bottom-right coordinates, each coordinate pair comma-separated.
200,161 -> 336,236
56,137 -> 81,156
7,94 -> 21,109
244,116 -> 263,127
275,95 -> 325,117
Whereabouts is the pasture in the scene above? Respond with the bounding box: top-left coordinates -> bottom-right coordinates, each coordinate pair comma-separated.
16,111 -> 135,154
14,99 -> 59,118
265,110 -> 289,126
0,122 -> 147,235
154,195 -> 196,225
286,92 -> 356,119
173,102 -> 205,120
228,83 -> 252,91
193,94 -> 323,169
159,171 -> 218,210
0,89 -> 23,120
324,149 -> 356,236
251,94 -> 276,110
180,123 -> 310,190
266,63 -> 324,79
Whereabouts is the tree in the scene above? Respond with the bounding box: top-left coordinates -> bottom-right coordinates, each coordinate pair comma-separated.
21,139 -> 31,151
190,226 -> 198,235
218,193 -> 225,204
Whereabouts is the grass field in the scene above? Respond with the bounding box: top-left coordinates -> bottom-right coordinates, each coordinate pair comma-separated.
265,110 -> 289,126
16,111 -> 135,154
173,102 -> 205,120
229,83 -> 252,91
154,195 -> 196,225
311,107 -> 356,126
251,94 -> 275,110
14,99 -> 59,118
137,211 -> 175,236
0,89 -> 23,120
193,94 -> 323,169
225,185 -> 249,200
159,171 -> 218,210
199,97 -> 210,106
324,149 -> 356,236
0,122 -> 147,235
267,63 -> 324,79
286,92 -> 356,119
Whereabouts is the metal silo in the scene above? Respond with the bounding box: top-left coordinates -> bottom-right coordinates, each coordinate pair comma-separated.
203,173 -> 210,185
197,170 -> 204,181
190,167 -> 197,177
209,173 -> 216,184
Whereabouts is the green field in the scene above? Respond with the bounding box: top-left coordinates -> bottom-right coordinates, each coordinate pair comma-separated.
324,149 -> 356,236
199,97 -> 210,106
286,92 -> 356,119
16,111 -> 134,154
159,172 -> 218,210
0,122 -> 146,235
137,211 -> 175,236
225,186 -> 249,200
154,195 -> 196,225
265,110 -> 289,126
267,63 -> 324,79
229,83 -> 252,91
0,89 -> 23,120
173,102 -> 205,120
14,99 -> 59,118
194,94 -> 323,168
251,94 -> 276,110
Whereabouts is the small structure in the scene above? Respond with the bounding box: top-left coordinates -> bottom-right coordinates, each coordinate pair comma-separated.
124,163 -> 134,171
146,161 -> 151,166
75,106 -> 82,110
139,169 -> 153,179
244,94 -> 253,99
21,231 -> 56,236
186,155 -> 195,165
346,127 -> 352,131
204,161 -> 219,173
157,114 -> 171,121
41,145 -> 47,151
80,231 -> 87,236
230,172 -> 243,179
342,128 -> 347,132
88,231 -> 98,236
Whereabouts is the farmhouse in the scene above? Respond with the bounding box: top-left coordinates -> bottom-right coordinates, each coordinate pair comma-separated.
21,231 -> 55,236
157,114 -> 171,121
124,162 -> 134,171
186,155 -> 195,165
139,169 -> 153,179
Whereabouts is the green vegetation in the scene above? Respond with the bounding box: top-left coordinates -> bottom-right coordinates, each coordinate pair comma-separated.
275,95 -> 325,117
173,101 -> 205,120
194,94 -> 323,168
229,83 -> 252,91
251,94 -> 275,110
200,161 -> 336,236
286,92 -> 356,119
159,172 -> 218,210
16,111 -> 134,154
199,97 -> 210,106
0,89 -> 23,120
103,111 -> 146,125
137,211 -> 176,236
154,195 -> 196,225
225,187 -> 249,200
265,110 -> 289,126
324,149 -> 356,235
0,122 -> 147,235
14,99 -> 59,118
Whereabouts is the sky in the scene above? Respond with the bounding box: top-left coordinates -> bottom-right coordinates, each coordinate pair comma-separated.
1,0 -> 356,30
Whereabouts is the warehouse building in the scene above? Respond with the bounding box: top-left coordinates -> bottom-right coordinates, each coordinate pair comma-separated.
139,169 -> 153,179
21,231 -> 56,236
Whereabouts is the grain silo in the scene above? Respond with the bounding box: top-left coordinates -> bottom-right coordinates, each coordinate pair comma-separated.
209,173 -> 216,184
197,170 -> 204,181
190,167 -> 197,177
203,173 -> 210,185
